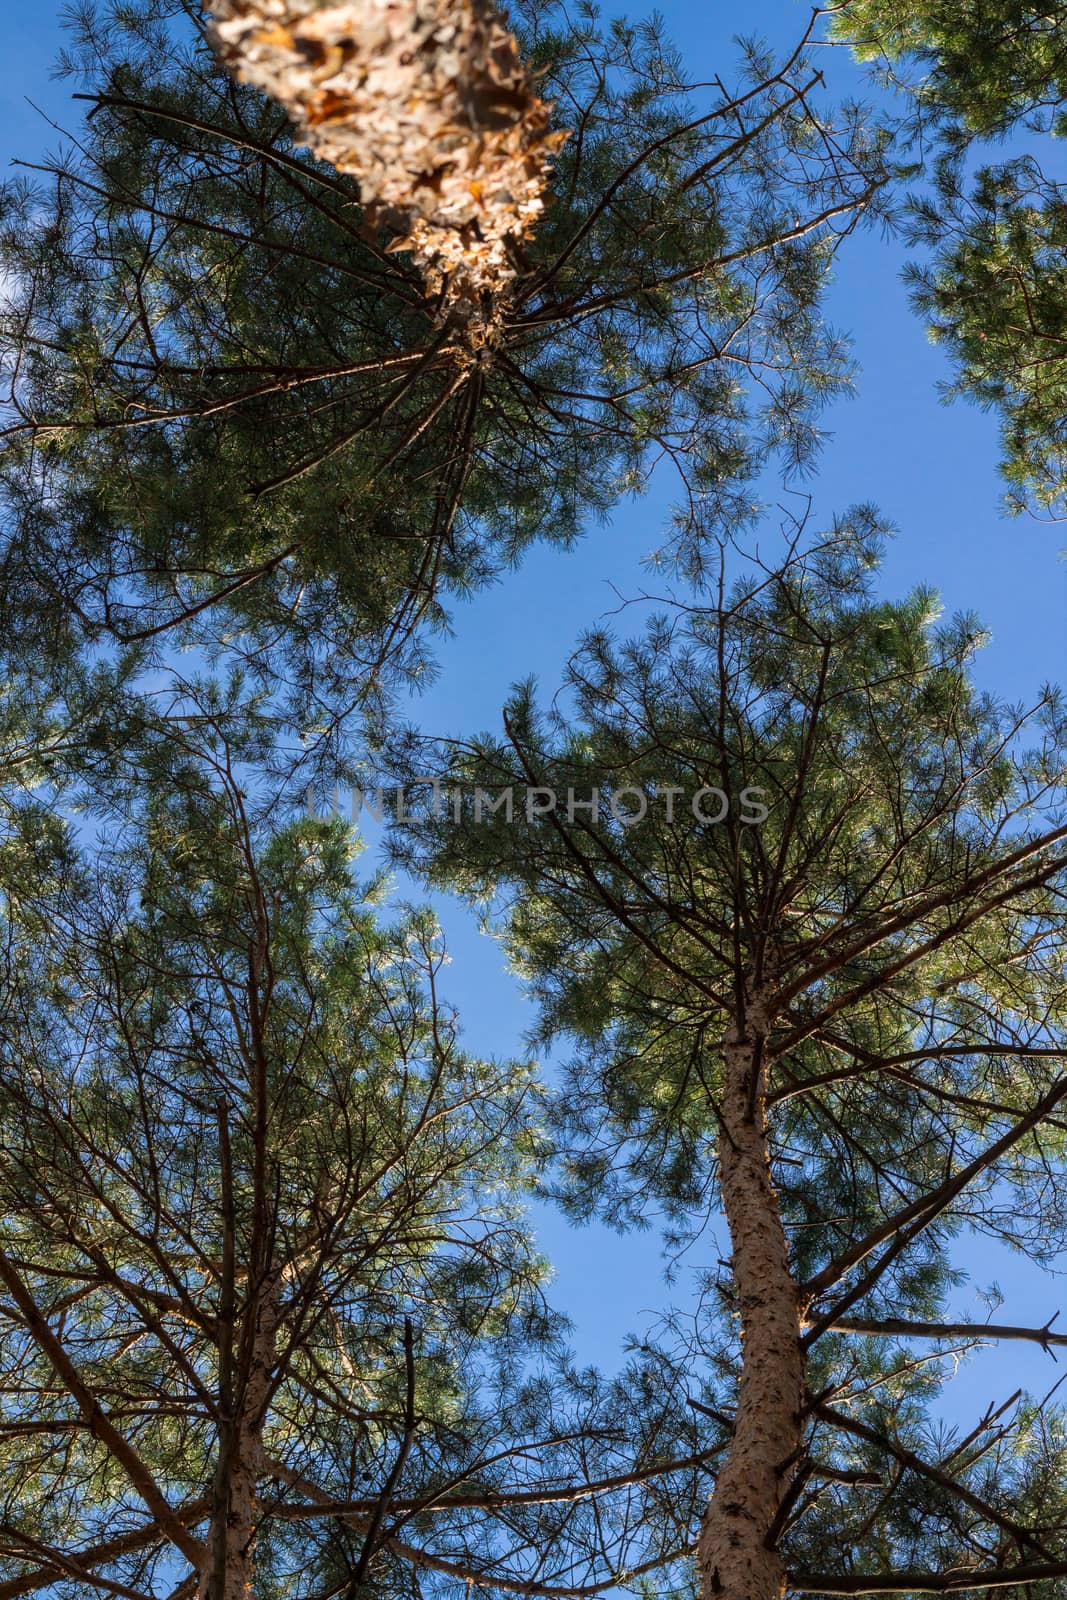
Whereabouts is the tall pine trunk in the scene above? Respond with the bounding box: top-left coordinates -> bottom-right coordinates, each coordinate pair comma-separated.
204,1277 -> 280,1600
697,998 -> 805,1600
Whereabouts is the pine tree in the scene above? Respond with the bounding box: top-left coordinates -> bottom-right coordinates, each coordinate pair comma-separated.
904,154 -> 1067,518
0,689 -> 738,1600
0,704 -> 549,1599
833,0 -> 1067,517
8,7 -> 1067,1597
0,0 -> 886,746
835,0 -> 1067,137
391,513 -> 1067,1599
203,0 -> 566,326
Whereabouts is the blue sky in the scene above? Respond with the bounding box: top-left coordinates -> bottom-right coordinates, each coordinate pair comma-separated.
3,0 -> 1066,1433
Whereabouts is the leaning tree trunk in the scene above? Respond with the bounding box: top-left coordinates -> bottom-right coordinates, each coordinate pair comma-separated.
697,997 -> 806,1600
205,0 -> 567,336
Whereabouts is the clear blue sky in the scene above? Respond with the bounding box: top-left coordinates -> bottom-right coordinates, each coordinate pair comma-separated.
3,0 -> 1066,1429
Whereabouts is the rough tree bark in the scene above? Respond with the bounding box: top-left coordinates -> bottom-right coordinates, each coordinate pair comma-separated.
203,1273 -> 281,1600
205,0 -> 567,334
697,995 -> 807,1600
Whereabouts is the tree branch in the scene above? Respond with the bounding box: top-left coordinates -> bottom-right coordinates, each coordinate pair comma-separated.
0,1248 -> 206,1571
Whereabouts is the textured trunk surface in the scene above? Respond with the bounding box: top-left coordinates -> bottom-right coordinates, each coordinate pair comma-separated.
205,0 -> 567,331
697,1000 -> 805,1600
204,1281 -> 281,1600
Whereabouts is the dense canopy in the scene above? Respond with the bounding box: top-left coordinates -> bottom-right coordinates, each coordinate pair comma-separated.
0,2 -> 1065,1599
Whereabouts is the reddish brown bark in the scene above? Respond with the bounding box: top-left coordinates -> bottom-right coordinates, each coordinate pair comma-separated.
697,998 -> 806,1600
202,1277 -> 281,1600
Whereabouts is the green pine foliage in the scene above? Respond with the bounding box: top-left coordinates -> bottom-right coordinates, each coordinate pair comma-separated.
0,713 -> 545,1594
836,0 -> 1067,136
834,0 -> 1067,518
2,2 -> 1067,1595
907,158 -> 1067,515
391,517 -> 1067,1594
0,698 -> 727,1598
0,0 -> 886,747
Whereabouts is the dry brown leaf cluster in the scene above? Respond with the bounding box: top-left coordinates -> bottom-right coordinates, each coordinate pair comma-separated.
206,0 -> 567,335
